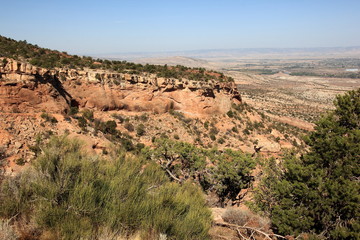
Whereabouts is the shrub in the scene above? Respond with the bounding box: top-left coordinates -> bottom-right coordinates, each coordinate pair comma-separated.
124,122 -> 134,132
211,149 -> 255,202
111,113 -> 124,123
139,113 -> 148,122
136,124 -> 146,136
95,120 -> 118,135
226,110 -> 234,118
40,112 -> 58,124
119,138 -> 134,151
2,58 -> 8,67
0,136 -> 211,240
174,134 -> 180,140
68,106 -> 79,116
148,138 -> 207,179
77,116 -> 87,130
135,143 -> 145,152
82,109 -> 94,121
104,120 -> 117,135
0,146 -> 7,164
209,127 -> 219,136
222,208 -> 269,230
15,158 -> 26,166
243,129 -> 251,135
169,110 -> 185,120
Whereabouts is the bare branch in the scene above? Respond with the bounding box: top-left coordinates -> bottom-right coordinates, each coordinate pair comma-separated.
165,169 -> 182,183
215,221 -> 287,240
236,228 -> 251,240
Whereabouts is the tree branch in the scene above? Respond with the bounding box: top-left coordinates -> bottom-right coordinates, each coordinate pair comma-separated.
165,169 -> 182,183
236,228 -> 251,240
215,221 -> 287,240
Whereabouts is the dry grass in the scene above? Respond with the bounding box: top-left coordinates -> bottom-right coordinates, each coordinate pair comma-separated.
222,208 -> 270,230
0,219 -> 18,240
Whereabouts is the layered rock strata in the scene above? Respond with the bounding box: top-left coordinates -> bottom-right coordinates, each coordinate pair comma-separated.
0,58 -> 241,115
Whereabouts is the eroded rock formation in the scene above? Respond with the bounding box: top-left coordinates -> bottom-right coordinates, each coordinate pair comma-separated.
0,58 -> 241,116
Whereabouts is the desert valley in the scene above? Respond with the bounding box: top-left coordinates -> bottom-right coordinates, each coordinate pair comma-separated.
0,35 -> 359,240
0,2 -> 359,239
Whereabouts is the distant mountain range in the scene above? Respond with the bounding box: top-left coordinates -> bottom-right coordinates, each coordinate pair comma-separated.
94,46 -> 360,62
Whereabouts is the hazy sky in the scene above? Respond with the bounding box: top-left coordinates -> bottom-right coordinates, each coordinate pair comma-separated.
1,0 -> 359,54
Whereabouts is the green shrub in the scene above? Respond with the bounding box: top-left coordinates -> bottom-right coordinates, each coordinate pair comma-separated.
209,127 -> 219,136
147,138 -> 256,204
210,149 -> 255,202
139,113 -> 148,122
104,120 -> 117,134
148,138 -> 207,179
136,124 -> 146,136
95,120 -> 118,135
40,112 -> 58,124
0,146 -> 7,166
40,112 -> 48,119
243,128 -> 251,135
68,106 -> 79,116
82,109 -> 94,121
15,158 -> 26,166
119,138 -> 134,151
0,136 -> 211,240
226,110 -> 234,118
77,116 -> 87,129
111,113 -> 124,123
204,121 -> 209,130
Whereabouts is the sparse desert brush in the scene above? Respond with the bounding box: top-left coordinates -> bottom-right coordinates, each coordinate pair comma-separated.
124,122 -> 134,132
136,123 -> 146,136
111,113 -> 124,123
81,108 -> 94,121
40,112 -> 58,124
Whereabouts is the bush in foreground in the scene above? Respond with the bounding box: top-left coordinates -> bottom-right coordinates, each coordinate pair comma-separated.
0,136 -> 211,240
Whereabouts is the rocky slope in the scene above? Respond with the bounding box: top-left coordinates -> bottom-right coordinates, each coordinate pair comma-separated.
0,57 -> 307,173
0,58 -> 241,115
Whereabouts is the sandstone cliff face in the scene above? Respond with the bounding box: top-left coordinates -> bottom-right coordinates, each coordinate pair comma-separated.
0,58 -> 241,116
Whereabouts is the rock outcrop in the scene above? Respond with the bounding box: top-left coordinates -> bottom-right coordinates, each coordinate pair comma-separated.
0,58 -> 241,116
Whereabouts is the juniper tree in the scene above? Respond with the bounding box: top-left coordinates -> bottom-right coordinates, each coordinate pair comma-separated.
255,89 -> 360,239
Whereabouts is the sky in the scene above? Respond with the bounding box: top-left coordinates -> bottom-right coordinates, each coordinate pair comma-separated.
0,0 -> 359,55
